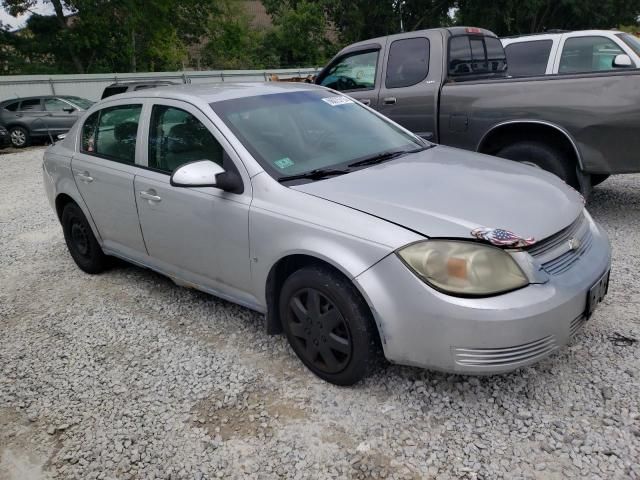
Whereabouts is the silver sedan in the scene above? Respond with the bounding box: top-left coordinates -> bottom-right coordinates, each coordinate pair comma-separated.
42,83 -> 611,385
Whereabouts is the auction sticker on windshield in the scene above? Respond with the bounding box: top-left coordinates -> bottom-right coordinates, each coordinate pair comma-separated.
274,157 -> 295,169
322,97 -> 354,106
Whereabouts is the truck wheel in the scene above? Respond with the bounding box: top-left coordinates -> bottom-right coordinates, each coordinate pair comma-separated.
496,141 -> 579,189
591,174 -> 610,187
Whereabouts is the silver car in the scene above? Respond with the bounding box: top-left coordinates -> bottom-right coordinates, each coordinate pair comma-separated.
42,83 -> 611,385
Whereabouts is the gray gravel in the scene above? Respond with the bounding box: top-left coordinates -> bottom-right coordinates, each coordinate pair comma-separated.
1,148 -> 639,480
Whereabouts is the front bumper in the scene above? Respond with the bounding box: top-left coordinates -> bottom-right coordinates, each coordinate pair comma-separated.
355,220 -> 611,374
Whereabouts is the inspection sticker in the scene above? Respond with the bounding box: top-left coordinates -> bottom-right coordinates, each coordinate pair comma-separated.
322,96 -> 354,106
274,157 -> 295,169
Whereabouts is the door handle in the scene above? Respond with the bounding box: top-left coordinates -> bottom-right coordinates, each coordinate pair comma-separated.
383,97 -> 397,105
139,190 -> 162,202
360,99 -> 371,106
76,171 -> 94,183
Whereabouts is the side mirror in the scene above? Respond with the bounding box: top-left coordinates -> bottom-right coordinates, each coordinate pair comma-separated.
613,54 -> 633,68
63,106 -> 76,113
170,160 -> 243,193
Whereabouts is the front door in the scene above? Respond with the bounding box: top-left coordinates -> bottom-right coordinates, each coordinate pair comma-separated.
72,102 -> 148,259
376,32 -> 442,141
134,101 -> 253,303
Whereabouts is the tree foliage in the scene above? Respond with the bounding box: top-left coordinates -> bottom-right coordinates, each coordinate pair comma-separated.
1,0 -> 639,74
455,0 -> 640,36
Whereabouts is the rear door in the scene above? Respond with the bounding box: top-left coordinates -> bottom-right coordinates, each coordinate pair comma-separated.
377,31 -> 443,141
316,44 -> 386,108
43,97 -> 79,134
72,101 -> 148,260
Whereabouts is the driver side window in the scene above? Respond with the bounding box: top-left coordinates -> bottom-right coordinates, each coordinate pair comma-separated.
148,105 -> 224,174
319,50 -> 379,91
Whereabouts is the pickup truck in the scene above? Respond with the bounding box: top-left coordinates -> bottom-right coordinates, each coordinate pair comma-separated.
502,30 -> 640,77
315,26 -> 640,191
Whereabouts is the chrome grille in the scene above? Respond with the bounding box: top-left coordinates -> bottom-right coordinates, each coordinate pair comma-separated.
527,213 -> 593,275
570,315 -> 587,337
453,335 -> 557,367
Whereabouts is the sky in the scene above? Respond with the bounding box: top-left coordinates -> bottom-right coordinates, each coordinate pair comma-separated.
0,1 -> 69,30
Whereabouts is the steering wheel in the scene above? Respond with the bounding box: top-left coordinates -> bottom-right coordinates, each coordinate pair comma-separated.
337,76 -> 358,90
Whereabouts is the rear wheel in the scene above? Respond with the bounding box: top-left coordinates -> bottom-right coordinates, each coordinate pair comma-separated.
61,203 -> 108,274
9,126 -> 29,148
496,141 -> 579,189
279,265 -> 379,386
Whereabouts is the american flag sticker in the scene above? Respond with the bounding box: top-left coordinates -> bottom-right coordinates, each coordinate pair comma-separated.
471,227 -> 536,248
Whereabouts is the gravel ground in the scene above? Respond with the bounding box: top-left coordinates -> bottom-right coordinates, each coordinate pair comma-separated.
1,148 -> 638,480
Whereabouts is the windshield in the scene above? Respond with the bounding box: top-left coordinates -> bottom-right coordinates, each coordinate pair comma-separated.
211,90 -> 423,180
617,33 -> 640,57
61,96 -> 94,110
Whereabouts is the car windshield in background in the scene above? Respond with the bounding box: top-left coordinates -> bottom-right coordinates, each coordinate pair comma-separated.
617,33 -> 640,57
211,90 -> 423,181
61,96 -> 94,109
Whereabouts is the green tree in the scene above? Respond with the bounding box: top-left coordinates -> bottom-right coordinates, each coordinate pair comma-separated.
455,0 -> 640,36
261,0 -> 335,67
1,0 -> 220,73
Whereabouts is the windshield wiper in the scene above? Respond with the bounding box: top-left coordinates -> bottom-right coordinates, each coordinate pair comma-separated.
278,168 -> 350,183
347,145 -> 432,169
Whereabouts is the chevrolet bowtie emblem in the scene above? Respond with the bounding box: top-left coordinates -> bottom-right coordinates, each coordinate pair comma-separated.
568,237 -> 581,251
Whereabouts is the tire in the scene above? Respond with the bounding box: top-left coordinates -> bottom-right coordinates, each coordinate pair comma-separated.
591,174 -> 610,187
8,126 -> 29,148
279,265 -> 379,386
496,141 -> 579,189
61,203 -> 108,274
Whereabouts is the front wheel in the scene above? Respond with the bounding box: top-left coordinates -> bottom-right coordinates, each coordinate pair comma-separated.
61,203 -> 108,274
496,141 -> 579,189
279,266 -> 379,386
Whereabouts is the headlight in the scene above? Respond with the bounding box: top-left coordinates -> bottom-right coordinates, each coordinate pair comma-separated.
397,240 -> 529,296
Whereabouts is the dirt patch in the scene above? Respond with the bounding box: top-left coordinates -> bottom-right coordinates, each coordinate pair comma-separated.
0,408 -> 54,480
191,390 -> 307,441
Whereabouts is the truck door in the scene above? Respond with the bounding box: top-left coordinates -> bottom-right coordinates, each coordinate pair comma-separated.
316,43 -> 385,108
377,31 -> 443,141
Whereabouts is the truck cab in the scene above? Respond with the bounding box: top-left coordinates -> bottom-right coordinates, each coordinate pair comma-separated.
316,27 -> 506,142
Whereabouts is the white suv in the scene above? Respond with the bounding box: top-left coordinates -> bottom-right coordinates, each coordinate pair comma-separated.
501,30 -> 640,77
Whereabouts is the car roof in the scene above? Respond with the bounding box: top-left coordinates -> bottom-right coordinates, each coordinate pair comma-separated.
107,82 -> 325,104
0,95 -> 60,105
503,29 -> 623,40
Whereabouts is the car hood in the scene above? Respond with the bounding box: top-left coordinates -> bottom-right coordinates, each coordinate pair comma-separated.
292,146 -> 584,242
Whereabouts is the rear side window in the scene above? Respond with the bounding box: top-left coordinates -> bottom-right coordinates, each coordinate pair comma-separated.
559,36 -> 625,73
44,98 -> 71,111
318,50 -> 379,91
4,102 -> 19,111
386,37 -> 430,88
448,35 -> 507,78
101,86 -> 128,99
505,40 -> 553,77
19,99 -> 43,111
81,104 -> 142,163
